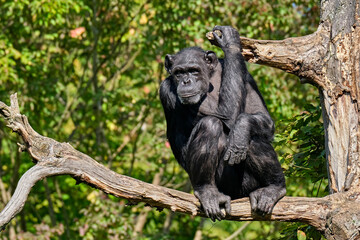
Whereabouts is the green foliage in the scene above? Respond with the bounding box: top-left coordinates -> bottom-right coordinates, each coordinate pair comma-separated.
0,0 -> 324,239
274,104 -> 327,240
280,222 -> 326,240
276,103 -> 326,184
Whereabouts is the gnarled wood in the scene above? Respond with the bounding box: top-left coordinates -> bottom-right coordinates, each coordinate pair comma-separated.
205,24 -> 329,88
239,24 -> 329,88
0,165 -> 70,229
318,0 -> 360,194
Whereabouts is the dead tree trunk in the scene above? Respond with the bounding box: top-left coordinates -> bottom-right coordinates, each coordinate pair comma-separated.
240,1 -> 360,238
318,1 -> 360,238
0,1 -> 360,239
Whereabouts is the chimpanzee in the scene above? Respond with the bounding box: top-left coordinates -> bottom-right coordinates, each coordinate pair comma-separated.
159,26 -> 286,221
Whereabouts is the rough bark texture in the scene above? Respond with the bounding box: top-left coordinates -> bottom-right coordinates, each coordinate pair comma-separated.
237,0 -> 360,198
319,0 -> 360,194
240,25 -> 329,88
317,1 -> 360,238
240,1 -> 360,238
1,1 -> 360,239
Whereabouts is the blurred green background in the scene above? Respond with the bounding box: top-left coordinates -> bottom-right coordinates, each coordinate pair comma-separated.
0,0 -> 327,239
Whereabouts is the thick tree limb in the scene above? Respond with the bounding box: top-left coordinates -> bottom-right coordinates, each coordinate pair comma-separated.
0,93 -> 336,232
209,24 -> 330,88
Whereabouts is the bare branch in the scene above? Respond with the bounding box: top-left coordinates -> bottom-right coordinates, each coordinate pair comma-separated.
0,94 -> 332,232
0,165 -> 70,230
207,24 -> 330,88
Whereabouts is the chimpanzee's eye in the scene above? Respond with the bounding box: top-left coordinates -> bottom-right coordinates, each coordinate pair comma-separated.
190,68 -> 199,75
174,71 -> 182,78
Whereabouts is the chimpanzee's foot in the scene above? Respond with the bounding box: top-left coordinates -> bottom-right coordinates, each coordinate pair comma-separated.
249,185 -> 286,215
194,186 -> 231,221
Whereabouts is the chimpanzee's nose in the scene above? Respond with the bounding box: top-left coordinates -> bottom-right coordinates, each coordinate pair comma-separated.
182,77 -> 191,85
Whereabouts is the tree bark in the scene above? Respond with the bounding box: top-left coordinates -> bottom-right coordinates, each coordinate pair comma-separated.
238,0 -> 360,196
242,1 -> 360,238
319,0 -> 360,194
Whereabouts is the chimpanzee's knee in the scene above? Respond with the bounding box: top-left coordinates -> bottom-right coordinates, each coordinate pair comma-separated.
186,116 -> 226,164
194,116 -> 224,138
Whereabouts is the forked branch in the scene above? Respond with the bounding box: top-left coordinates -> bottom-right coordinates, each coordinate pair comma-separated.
215,24 -> 330,88
0,94 -> 331,232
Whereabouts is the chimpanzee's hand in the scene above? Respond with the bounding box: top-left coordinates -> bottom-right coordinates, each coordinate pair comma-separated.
224,131 -> 249,165
194,186 -> 231,222
209,26 -> 241,50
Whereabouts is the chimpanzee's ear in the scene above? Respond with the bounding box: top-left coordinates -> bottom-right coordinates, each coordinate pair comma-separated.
204,51 -> 218,70
165,54 -> 174,74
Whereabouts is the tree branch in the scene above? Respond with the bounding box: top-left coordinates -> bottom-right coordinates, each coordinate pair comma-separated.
0,94 -> 332,232
207,24 -> 330,88
0,165 -> 70,229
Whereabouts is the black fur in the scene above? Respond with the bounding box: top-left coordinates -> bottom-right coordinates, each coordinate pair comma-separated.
160,26 -> 286,221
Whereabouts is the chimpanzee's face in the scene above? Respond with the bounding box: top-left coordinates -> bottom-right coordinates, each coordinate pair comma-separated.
165,48 -> 218,105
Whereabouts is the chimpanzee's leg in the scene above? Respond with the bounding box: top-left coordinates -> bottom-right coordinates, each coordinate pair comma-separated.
184,116 -> 231,221
246,139 -> 286,215
223,113 -> 285,214
224,113 -> 275,165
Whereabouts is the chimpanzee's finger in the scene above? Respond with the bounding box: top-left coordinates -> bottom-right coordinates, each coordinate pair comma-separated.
224,150 -> 231,161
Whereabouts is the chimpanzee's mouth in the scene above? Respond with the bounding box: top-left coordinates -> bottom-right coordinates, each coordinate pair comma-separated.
179,92 -> 200,98
178,92 -> 202,105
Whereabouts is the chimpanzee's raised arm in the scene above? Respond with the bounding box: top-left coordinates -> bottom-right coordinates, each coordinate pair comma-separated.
209,26 -> 274,164
209,26 -> 248,128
